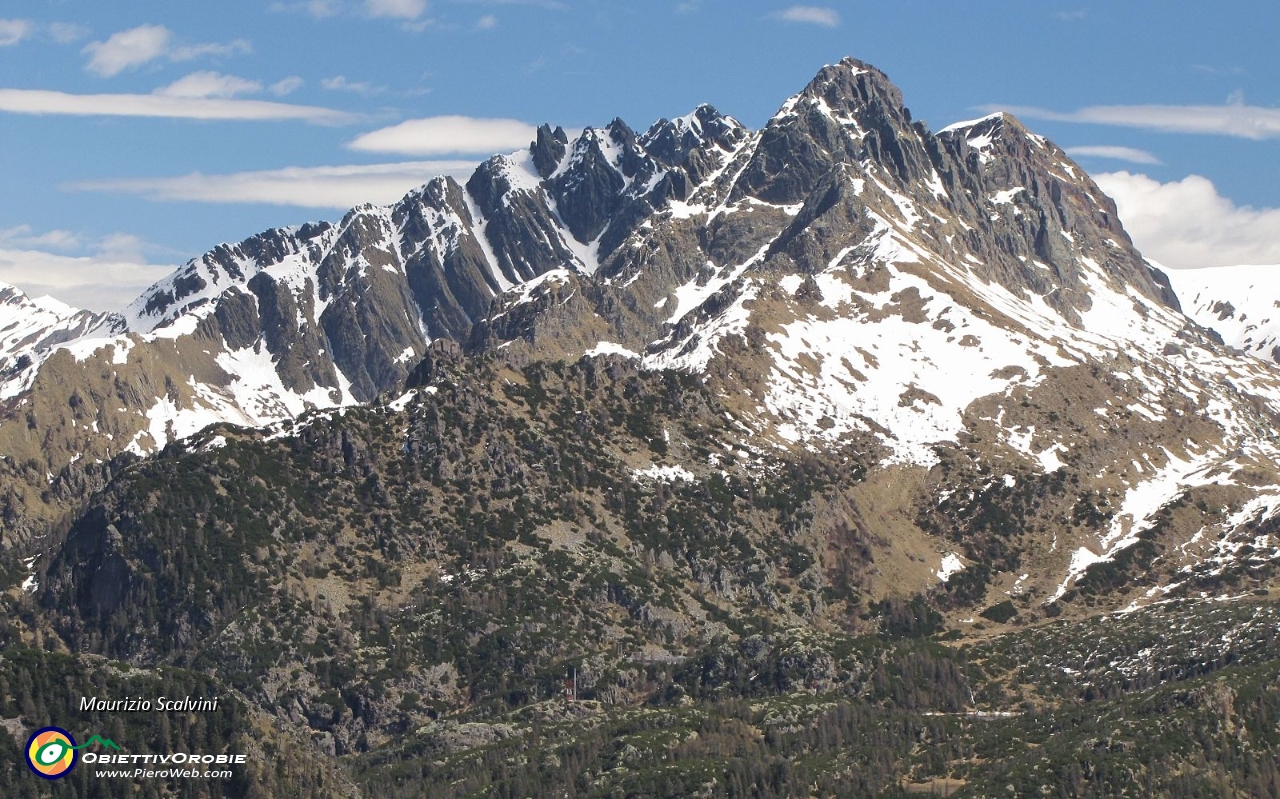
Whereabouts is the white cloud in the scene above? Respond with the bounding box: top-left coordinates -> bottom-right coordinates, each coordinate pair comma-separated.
0,225 -> 83,250
365,0 -> 428,19
348,115 -> 536,156
0,88 -> 354,124
67,160 -> 478,209
155,71 -> 263,99
269,76 -> 305,96
775,6 -> 840,27
0,18 -> 33,46
992,102 -> 1280,140
1095,171 -> 1280,270
0,250 -> 174,311
1064,145 -> 1162,165
321,75 -> 385,96
0,229 -> 175,311
82,24 -> 173,76
476,14 -> 498,29
81,24 -> 251,77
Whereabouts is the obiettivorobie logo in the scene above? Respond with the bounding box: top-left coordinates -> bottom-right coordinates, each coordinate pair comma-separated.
25,727 -> 121,780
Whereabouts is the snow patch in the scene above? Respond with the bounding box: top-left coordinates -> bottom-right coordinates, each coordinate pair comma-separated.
936,553 -> 965,582
585,341 -> 640,359
633,464 -> 695,483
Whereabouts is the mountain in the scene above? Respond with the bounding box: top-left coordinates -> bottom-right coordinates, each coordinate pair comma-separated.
3,57 -> 1280,797
6,58 -> 1277,599
0,102 -> 755,538
1167,263 -> 1280,362
0,282 -> 117,401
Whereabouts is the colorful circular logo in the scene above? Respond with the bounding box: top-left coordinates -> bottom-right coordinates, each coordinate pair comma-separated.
25,727 -> 77,780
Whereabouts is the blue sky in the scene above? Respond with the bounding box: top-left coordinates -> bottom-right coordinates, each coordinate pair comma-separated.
2,0 -> 1278,308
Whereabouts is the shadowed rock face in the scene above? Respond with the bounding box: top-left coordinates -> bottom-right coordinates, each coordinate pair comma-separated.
530,123 -> 569,179
730,60 -> 935,205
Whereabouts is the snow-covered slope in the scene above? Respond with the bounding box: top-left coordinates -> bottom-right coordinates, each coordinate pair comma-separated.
0,282 -> 117,400
1166,263 -> 1280,363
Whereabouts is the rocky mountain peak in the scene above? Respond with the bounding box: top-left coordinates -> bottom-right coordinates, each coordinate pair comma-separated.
530,122 -> 569,178
0,283 -> 114,400
125,220 -> 335,334
935,111 -> 1069,185
640,104 -> 745,171
728,58 -> 939,206
934,110 -> 1180,312
801,56 -> 910,121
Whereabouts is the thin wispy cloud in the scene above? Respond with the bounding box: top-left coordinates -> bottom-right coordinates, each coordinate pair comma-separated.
277,0 -> 561,19
47,22 -> 90,44
67,161 -> 478,209
0,227 -> 162,261
0,18 -> 33,46
1096,172 -> 1280,270
476,14 -> 498,29
0,225 -> 83,251
1192,63 -> 1246,77
170,39 -> 253,62
270,76 -> 306,96
0,88 -> 355,124
451,0 -> 568,9
365,0 -> 428,18
0,20 -> 90,45
155,71 -> 263,99
82,24 -> 251,78
775,6 -> 840,27
271,0 -> 439,22
0,251 -> 175,311
348,115 -> 536,155
269,0 -> 344,18
990,101 -> 1280,140
0,228 -> 176,311
321,75 -> 386,96
1054,10 -> 1087,21
1065,145 -> 1161,165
